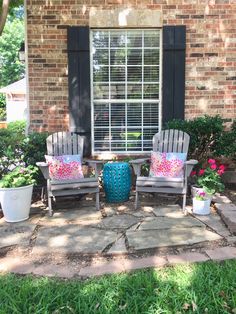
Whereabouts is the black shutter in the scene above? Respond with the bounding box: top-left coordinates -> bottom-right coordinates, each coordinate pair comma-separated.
162,25 -> 186,125
67,26 -> 91,156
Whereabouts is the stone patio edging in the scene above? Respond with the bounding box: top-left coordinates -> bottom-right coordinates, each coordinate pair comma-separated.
1,246 -> 236,279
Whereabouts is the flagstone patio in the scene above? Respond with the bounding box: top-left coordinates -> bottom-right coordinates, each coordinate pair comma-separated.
0,192 -> 234,257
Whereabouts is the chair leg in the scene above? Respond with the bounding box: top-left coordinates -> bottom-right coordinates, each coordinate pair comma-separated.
48,195 -> 53,217
135,191 -> 139,210
96,192 -> 100,211
182,193 -> 187,215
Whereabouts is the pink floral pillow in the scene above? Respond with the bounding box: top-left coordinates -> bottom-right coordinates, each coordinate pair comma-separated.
45,154 -> 84,181
149,152 -> 187,178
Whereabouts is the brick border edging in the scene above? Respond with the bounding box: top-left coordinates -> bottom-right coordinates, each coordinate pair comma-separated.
0,246 -> 236,278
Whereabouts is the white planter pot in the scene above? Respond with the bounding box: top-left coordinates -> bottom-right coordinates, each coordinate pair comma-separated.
192,197 -> 211,215
0,184 -> 33,222
191,186 -> 213,200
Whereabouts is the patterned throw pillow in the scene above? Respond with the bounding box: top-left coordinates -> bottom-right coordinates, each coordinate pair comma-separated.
45,154 -> 84,181
149,152 -> 187,178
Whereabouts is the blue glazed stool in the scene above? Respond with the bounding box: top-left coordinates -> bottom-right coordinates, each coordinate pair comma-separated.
103,162 -> 131,203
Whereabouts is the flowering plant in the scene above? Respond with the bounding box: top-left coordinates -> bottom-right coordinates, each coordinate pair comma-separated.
0,165 -> 38,188
191,159 -> 225,195
195,190 -> 208,201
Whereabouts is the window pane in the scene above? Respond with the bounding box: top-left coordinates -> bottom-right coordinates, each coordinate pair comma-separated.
144,49 -> 159,65
110,67 -> 125,82
127,66 -> 142,82
93,49 -> 109,65
144,66 -> 159,82
127,49 -> 142,65
110,84 -> 125,99
143,84 -> 159,99
127,103 -> 142,126
93,66 -> 108,82
110,31 -> 126,48
94,103 -> 109,127
93,31 -> 109,48
110,48 -> 125,65
111,104 -> 125,127
94,84 -> 109,99
144,31 -> 160,47
127,84 -> 142,99
127,31 -> 142,47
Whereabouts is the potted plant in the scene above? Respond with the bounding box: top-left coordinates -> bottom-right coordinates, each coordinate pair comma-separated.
0,165 -> 38,222
192,190 -> 211,215
191,158 -> 225,198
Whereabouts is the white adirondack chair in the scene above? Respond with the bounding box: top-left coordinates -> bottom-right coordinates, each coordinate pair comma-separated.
130,129 -> 198,212
36,132 -> 102,216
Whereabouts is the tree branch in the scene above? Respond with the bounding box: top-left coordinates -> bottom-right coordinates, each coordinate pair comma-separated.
0,0 -> 10,36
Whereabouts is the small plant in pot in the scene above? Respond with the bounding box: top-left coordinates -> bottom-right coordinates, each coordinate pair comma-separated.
0,165 -> 38,222
192,190 -> 211,215
191,158 -> 225,198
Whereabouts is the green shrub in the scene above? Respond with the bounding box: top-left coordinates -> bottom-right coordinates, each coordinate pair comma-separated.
0,120 -> 26,159
214,120 -> 236,162
0,123 -> 48,184
22,132 -> 48,166
166,115 -> 224,163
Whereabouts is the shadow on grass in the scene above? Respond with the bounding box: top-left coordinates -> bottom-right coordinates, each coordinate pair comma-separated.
0,260 -> 236,313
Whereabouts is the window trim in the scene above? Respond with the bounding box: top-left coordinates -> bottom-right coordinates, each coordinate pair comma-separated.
90,28 -> 163,156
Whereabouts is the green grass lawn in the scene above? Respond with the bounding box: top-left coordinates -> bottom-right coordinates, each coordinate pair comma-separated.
0,260 -> 236,314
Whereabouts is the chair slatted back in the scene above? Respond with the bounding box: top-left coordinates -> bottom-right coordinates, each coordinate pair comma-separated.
47,132 -> 84,159
153,129 -> 190,154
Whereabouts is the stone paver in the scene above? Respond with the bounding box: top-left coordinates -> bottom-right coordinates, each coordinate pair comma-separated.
226,236 -> 236,244
216,203 -> 236,213
0,222 -> 36,249
0,257 -> 34,274
220,211 -> 236,234
39,207 -> 102,226
212,194 -> 232,204
100,214 -> 139,230
192,214 -> 231,237
167,252 -> 209,264
122,256 -> 167,271
33,264 -> 76,278
205,246 -> 236,261
79,256 -> 167,277
107,236 -> 128,254
79,260 -> 125,277
126,228 -> 222,250
215,203 -> 236,234
33,225 -> 118,254
138,216 -> 204,230
152,205 -> 183,217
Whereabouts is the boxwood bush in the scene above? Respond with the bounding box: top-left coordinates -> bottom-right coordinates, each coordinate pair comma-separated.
166,115 -> 236,164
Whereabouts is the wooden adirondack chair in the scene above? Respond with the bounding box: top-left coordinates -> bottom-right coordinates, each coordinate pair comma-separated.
36,132 -> 102,216
130,129 -> 198,212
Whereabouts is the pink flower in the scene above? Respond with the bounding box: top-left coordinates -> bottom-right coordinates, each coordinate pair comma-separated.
219,164 -> 226,171
199,169 -> 205,176
210,164 -> 217,170
217,170 -> 224,175
208,159 -> 216,164
190,170 -> 197,176
199,191 -> 206,197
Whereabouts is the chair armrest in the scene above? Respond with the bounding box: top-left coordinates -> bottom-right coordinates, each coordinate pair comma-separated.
129,158 -> 149,176
84,159 -> 104,178
184,159 -> 198,177
36,162 -> 50,180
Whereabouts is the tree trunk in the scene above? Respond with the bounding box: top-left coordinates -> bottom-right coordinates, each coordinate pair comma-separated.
0,0 -> 10,36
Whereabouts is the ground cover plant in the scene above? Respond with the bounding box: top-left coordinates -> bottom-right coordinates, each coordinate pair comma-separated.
0,260 -> 235,314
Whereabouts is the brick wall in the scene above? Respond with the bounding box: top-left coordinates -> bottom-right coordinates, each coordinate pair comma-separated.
27,0 -> 236,132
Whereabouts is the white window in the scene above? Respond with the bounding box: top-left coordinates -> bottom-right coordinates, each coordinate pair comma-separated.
91,29 -> 162,154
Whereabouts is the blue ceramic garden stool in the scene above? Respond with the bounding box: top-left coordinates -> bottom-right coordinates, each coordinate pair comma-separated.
103,162 -> 131,203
